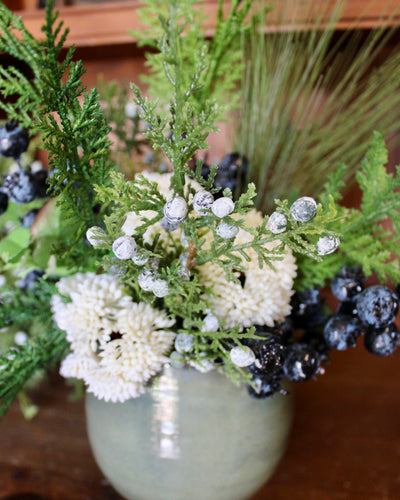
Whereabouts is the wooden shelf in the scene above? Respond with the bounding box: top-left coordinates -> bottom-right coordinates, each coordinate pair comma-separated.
14,1 -> 400,49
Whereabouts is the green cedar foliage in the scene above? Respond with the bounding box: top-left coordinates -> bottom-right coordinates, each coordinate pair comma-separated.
297,131 -> 400,289
96,78 -> 156,176
0,2 -> 113,269
0,279 -> 69,417
132,0 -> 260,122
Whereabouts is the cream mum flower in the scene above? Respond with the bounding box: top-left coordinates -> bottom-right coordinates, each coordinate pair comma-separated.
197,209 -> 297,329
52,272 -> 175,402
141,171 -> 201,199
51,272 -> 132,350
121,209 -> 159,245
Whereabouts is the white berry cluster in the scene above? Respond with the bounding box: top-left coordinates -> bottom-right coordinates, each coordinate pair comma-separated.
192,189 -> 238,240
267,196 -> 339,255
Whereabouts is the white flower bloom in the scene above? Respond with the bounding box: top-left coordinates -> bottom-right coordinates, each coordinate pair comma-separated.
141,171 -> 201,202
197,209 -> 297,329
121,210 -> 159,245
53,272 -> 175,402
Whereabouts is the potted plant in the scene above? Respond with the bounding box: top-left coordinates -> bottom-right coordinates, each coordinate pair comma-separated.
0,1 -> 399,499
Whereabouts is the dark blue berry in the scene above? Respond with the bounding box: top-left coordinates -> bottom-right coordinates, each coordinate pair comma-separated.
283,342 -> 321,382
247,334 -> 286,375
32,169 -> 49,198
16,270 -> 45,291
364,324 -> 399,356
0,121 -> 29,159
336,299 -> 358,317
0,191 -> 8,215
323,314 -> 364,350
290,288 -> 325,328
356,285 -> 399,328
300,330 -> 331,361
212,152 -> 248,199
2,170 -> 37,204
198,153 -> 248,199
247,371 -> 284,399
331,265 -> 364,302
21,208 -> 39,228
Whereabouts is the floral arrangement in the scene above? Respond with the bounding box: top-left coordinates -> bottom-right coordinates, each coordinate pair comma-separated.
0,0 -> 399,417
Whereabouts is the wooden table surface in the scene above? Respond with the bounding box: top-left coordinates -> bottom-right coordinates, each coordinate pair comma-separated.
1,343 -> 399,500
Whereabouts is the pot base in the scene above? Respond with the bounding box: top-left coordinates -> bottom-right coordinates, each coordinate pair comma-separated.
86,366 -> 292,500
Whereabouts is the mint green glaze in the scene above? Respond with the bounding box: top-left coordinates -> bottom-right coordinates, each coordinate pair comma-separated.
85,366 -> 293,500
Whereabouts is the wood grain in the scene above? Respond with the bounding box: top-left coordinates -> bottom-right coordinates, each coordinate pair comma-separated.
14,1 -> 400,49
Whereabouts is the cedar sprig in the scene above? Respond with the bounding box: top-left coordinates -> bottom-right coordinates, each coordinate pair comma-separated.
132,0 -> 258,120
297,132 -> 400,288
0,325 -> 69,418
0,278 -> 68,417
0,1 -> 114,268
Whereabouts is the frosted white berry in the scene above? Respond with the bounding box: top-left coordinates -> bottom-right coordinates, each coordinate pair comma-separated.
179,252 -> 189,268
14,331 -> 28,346
160,217 -> 180,232
86,226 -> 107,247
216,221 -> 239,239
180,230 -> 189,248
267,212 -> 287,234
150,257 -> 160,271
211,197 -> 235,218
132,252 -> 149,266
316,235 -> 340,255
163,196 -> 188,224
125,102 -> 139,118
112,235 -> 137,260
176,267 -> 191,281
290,197 -> 317,222
175,333 -> 195,353
152,278 -> 170,297
229,345 -> 256,367
138,269 -> 156,291
189,353 -> 214,373
202,313 -> 219,332
169,351 -> 186,368
193,190 -> 214,215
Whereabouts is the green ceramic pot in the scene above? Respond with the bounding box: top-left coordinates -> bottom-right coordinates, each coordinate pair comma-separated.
85,365 -> 293,500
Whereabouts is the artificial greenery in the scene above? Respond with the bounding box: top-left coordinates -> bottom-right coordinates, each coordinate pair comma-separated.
97,78 -> 156,176
0,279 -> 68,417
0,0 -> 399,417
233,1 -> 400,211
0,1 -> 113,269
297,131 -> 400,289
132,0 -> 263,122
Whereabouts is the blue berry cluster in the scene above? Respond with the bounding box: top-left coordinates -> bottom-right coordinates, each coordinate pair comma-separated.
0,121 -> 48,223
244,265 -> 399,399
324,266 -> 399,356
201,152 -> 248,199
